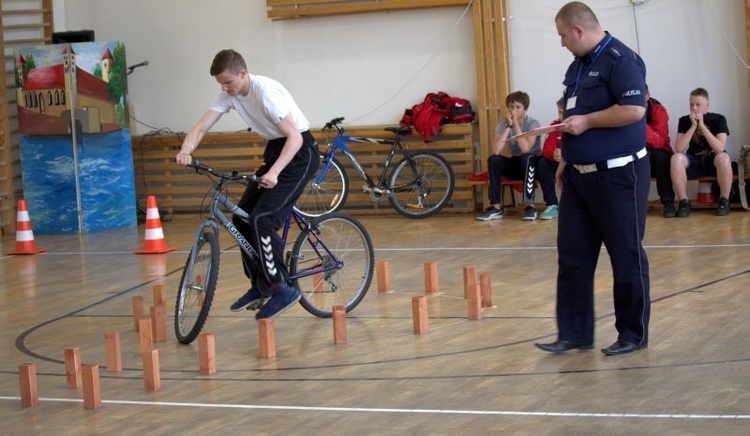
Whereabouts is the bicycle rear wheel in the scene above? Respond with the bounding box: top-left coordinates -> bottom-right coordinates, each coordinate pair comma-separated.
289,213 -> 374,318
294,155 -> 348,218
388,151 -> 455,218
174,228 -> 220,344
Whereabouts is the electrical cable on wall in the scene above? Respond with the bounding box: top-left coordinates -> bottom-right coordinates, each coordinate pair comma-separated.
630,1 -> 642,54
704,0 -> 750,70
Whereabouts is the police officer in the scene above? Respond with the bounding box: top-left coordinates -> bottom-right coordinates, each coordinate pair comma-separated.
535,2 -> 651,356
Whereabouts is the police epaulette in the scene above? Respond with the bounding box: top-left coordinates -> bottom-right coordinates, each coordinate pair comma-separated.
607,46 -> 623,58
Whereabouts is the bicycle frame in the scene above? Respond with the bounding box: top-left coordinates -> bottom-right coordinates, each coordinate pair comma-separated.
175,159 -> 374,343
317,132 -> 408,194
192,178 -> 344,283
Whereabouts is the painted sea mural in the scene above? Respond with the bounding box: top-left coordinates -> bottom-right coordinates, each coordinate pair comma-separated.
15,41 -> 136,233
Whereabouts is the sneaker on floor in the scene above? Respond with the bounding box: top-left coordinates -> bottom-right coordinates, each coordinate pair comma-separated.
476,206 -> 503,221
256,286 -> 301,319
522,205 -> 537,221
662,201 -> 676,218
676,199 -> 691,218
230,287 -> 263,312
716,196 -> 731,216
539,205 -> 559,220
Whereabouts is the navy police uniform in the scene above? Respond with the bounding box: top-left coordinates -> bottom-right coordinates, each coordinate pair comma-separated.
557,32 -> 651,348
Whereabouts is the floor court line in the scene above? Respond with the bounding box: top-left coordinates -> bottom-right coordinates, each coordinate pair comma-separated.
30,242 -> 750,257
0,396 -> 747,420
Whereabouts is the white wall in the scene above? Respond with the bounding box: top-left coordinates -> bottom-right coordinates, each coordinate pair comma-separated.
57,0 -> 749,158
57,0 -> 476,134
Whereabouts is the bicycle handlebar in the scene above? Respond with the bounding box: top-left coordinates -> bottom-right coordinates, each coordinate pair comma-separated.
324,116 -> 411,137
187,159 -> 258,183
325,116 -> 345,132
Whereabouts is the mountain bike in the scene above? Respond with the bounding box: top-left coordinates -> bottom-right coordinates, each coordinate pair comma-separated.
174,160 -> 374,344
293,117 -> 455,219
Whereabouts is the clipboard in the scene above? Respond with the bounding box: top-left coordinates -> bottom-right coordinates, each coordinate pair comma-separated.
503,123 -> 566,142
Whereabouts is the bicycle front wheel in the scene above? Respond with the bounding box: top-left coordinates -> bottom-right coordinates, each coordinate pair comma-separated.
388,151 -> 455,218
174,228 -> 220,344
294,155 -> 349,218
289,213 -> 374,318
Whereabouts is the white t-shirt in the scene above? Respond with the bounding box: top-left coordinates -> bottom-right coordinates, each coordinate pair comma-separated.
209,74 -> 310,139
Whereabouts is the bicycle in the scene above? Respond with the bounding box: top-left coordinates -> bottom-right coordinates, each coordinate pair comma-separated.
174,160 -> 375,344
294,117 -> 455,219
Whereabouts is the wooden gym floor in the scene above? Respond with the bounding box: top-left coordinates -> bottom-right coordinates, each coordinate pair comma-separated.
0,205 -> 748,435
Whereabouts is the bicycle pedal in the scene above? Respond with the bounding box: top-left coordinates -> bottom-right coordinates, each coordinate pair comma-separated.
406,203 -> 423,209
245,301 -> 262,311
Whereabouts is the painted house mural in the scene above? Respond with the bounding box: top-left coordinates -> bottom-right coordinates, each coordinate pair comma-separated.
15,43 -> 129,135
15,41 -> 136,234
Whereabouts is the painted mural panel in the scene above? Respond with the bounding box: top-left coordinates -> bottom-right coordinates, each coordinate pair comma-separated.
15,41 -> 136,233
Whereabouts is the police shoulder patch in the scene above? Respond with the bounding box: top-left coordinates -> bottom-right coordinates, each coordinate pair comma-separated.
607,46 -> 623,59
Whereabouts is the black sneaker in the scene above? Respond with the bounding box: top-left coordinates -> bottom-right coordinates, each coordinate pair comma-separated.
522,205 -> 537,221
676,199 -> 691,218
256,285 -> 301,319
230,287 -> 263,312
716,196 -> 730,216
476,206 -> 503,221
662,202 -> 676,218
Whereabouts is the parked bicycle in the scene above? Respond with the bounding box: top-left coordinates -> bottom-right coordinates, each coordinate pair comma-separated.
175,159 -> 374,344
294,117 -> 455,218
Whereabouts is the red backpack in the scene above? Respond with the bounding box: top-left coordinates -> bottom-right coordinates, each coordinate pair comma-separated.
400,92 -> 474,142
440,94 -> 474,124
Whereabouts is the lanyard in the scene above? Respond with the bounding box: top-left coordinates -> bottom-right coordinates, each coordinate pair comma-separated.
572,33 -> 613,97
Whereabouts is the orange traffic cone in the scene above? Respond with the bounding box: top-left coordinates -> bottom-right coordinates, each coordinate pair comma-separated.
696,181 -> 716,204
7,199 -> 46,255
135,196 -> 175,254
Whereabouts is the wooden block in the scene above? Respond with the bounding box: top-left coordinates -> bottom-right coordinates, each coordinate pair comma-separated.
376,260 -> 390,293
257,319 -> 276,359
64,347 -> 82,389
198,333 -> 217,375
150,304 -> 167,342
333,305 -> 347,344
18,363 -> 39,407
411,296 -> 429,334
141,349 -> 161,391
423,261 -> 439,295
139,318 -> 153,353
152,284 -> 167,306
467,282 -> 482,320
480,273 -> 493,308
82,364 -> 101,410
104,332 -> 122,372
132,296 -> 144,331
463,265 -> 476,300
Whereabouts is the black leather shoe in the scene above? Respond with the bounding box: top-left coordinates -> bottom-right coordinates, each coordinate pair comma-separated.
601,339 -> 647,356
535,340 -> 594,354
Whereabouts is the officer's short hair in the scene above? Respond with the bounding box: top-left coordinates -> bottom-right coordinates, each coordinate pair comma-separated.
556,1 -> 600,30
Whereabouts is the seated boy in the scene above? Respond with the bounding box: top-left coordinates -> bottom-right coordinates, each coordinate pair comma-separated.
645,87 -> 676,217
476,91 -> 541,221
537,97 -> 564,220
670,87 -> 732,217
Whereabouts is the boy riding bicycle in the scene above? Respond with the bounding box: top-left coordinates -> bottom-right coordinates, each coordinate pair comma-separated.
175,49 -> 319,319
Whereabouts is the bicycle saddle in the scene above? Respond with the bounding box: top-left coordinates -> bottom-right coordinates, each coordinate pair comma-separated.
385,125 -> 412,136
